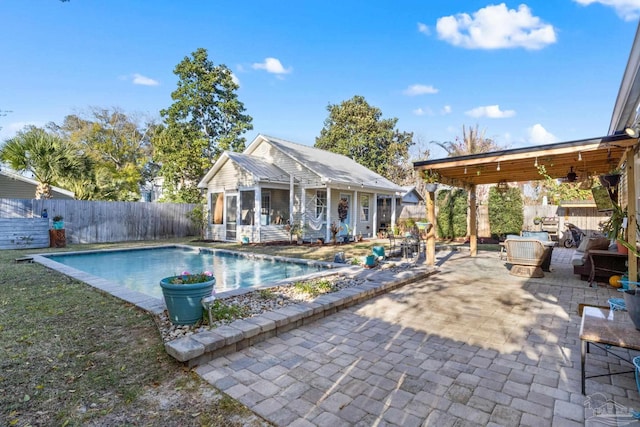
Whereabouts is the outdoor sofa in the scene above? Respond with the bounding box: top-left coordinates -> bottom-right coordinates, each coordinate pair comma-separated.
571,236 -> 616,281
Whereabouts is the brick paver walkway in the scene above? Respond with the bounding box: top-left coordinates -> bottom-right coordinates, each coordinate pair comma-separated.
196,248 -> 640,426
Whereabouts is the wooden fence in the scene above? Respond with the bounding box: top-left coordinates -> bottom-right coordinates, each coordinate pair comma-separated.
0,199 -> 198,244
0,218 -> 50,249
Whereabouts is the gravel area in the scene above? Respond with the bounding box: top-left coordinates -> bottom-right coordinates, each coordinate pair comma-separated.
156,270 -> 368,343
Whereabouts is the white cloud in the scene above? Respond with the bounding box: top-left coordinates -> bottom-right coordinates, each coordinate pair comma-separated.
441,105 -> 452,115
573,0 -> 640,21
231,72 -> 240,86
0,121 -> 43,140
527,124 -> 558,144
436,3 -> 557,50
412,107 -> 433,116
252,57 -> 292,75
417,22 -> 430,35
403,84 -> 438,96
132,73 -> 159,86
465,104 -> 516,118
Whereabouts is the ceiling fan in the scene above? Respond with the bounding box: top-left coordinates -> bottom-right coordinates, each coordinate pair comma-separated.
565,166 -> 578,183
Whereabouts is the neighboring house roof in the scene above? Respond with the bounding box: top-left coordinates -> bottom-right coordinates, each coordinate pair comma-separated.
0,168 -> 75,199
244,135 -> 404,193
401,186 -> 424,204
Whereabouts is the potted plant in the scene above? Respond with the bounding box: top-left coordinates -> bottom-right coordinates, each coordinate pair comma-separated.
52,215 -> 64,230
600,202 -> 628,253
533,216 -> 542,225
423,170 -> 440,193
160,271 -> 216,325
330,222 -> 340,244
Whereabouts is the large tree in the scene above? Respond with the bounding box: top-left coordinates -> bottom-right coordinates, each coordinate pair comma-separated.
0,126 -> 86,199
153,48 -> 253,203
54,108 -> 154,201
315,95 -> 413,181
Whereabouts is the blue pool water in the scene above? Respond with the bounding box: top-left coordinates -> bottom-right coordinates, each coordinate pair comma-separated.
45,246 -> 325,298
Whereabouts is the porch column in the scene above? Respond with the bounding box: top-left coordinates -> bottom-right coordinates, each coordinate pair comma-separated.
254,187 -> 261,243
353,190 -> 358,237
289,175 -> 294,224
627,150 -> 637,282
373,192 -> 378,237
301,189 -> 306,238
326,187 -> 332,242
469,184 -> 477,257
391,195 -> 397,234
426,188 -> 436,265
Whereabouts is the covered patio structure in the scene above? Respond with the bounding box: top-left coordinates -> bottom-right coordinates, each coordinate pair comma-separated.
413,134 -> 639,281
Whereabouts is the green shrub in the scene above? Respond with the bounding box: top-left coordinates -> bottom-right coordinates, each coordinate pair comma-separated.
436,189 -> 468,238
488,186 -> 523,238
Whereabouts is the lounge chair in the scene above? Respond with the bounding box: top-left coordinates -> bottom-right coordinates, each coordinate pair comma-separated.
504,238 -> 550,278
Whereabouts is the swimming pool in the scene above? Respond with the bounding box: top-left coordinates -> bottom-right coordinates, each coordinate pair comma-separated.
38,245 -> 334,301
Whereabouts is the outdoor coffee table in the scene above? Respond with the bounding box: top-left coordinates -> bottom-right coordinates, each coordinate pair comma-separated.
580,306 -> 640,394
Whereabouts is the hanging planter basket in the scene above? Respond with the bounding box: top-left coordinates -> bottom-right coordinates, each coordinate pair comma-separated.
599,173 -> 621,188
425,183 -> 438,193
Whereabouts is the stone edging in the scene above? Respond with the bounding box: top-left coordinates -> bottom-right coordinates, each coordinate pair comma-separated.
165,266 -> 436,367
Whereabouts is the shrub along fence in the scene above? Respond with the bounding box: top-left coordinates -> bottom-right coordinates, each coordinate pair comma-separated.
398,202 -> 608,242
0,199 -> 199,245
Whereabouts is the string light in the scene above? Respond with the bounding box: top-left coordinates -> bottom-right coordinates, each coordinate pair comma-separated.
464,166 -> 467,174
534,157 -> 538,167
497,162 -> 501,171
578,152 -> 582,161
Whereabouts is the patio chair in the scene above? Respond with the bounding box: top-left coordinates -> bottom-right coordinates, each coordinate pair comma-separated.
388,232 -> 397,255
504,238 -> 550,278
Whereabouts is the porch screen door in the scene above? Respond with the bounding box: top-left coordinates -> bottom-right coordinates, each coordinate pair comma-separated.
226,195 -> 237,241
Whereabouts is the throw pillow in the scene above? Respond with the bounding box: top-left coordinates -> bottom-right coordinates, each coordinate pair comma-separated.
584,237 -> 611,252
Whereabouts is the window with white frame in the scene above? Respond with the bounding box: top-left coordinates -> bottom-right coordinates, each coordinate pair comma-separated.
316,190 -> 327,219
360,194 -> 370,221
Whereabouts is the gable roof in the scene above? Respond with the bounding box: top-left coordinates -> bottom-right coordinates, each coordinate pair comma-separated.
246,135 -> 404,193
198,151 -> 291,187
226,152 -> 291,183
0,168 -> 75,199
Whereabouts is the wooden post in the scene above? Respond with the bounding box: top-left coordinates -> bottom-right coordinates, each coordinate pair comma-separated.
426,189 -> 436,265
469,185 -> 477,257
627,150 -> 637,282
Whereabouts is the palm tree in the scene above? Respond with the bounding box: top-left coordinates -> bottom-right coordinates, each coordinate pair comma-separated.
435,124 -> 501,156
0,126 -> 84,199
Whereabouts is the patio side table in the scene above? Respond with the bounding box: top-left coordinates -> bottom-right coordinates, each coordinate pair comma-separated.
580,306 -> 640,394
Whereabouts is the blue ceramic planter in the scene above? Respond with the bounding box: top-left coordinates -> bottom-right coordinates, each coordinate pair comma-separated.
160,276 -> 216,325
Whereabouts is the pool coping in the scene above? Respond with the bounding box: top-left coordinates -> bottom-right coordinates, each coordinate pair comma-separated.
165,264 -> 436,367
29,244 -> 347,316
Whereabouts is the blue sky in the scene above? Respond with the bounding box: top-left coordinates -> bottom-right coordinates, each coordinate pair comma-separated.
1,1 -> 639,159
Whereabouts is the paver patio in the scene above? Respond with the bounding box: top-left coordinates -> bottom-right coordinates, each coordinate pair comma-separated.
196,248 -> 640,426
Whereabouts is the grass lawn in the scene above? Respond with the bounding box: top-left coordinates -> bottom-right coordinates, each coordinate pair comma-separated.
0,240 -> 270,427
0,237 -> 495,426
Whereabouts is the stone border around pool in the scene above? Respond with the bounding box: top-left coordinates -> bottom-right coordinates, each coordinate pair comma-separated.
166,264 -> 436,367
28,244 -> 345,316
